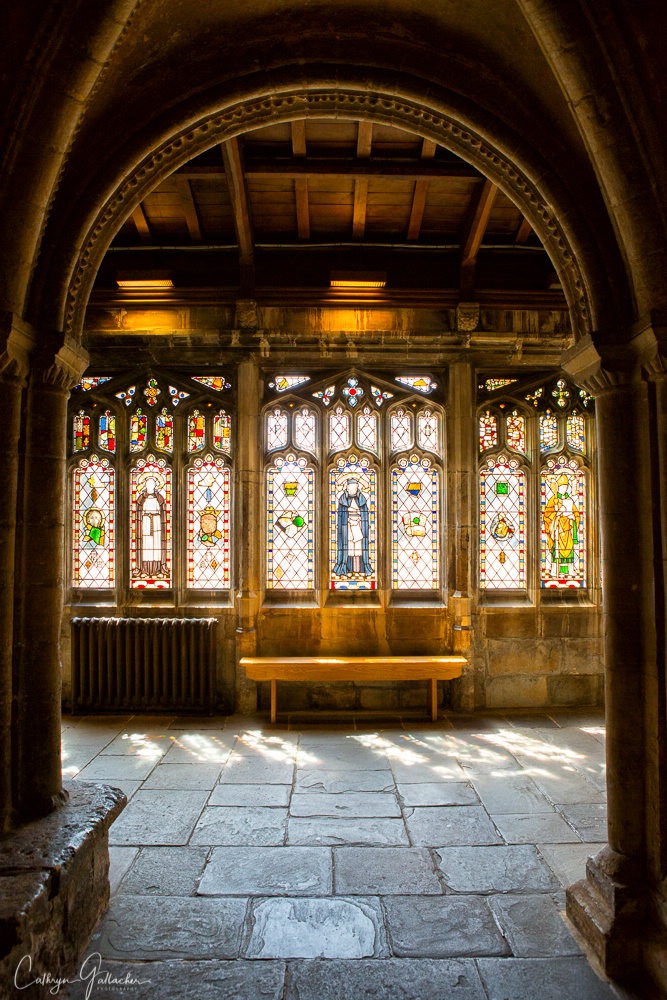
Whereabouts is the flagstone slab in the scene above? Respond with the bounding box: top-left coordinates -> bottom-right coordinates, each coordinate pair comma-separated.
118,846 -> 210,895
435,845 -> 559,893
284,958 -> 487,1000
333,847 -> 443,895
397,782 -> 478,807
470,773 -> 554,814
295,769 -> 395,793
244,897 -> 386,959
476,957 -> 619,1000
190,807 -> 288,846
384,896 -> 510,958
288,817 -> 409,847
209,783 -> 291,807
492,812 -> 580,845
66,960 -> 285,1000
557,803 -> 607,842
488,894 -> 583,957
109,790 -> 208,846
404,806 -> 502,847
198,847 -> 332,896
290,792 -> 401,818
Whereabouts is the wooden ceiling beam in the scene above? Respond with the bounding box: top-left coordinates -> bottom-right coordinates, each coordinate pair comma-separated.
175,176 -> 202,242
221,138 -> 255,292
407,138 -> 438,241
204,160 -> 480,180
291,120 -> 307,157
131,203 -> 152,242
515,216 -> 533,243
291,122 -> 310,239
459,178 -> 498,297
357,121 -> 373,158
352,122 -> 373,239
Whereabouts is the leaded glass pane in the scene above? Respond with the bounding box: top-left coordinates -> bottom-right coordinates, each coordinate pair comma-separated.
116,385 -> 136,406
155,407 -> 173,452
130,455 -> 171,589
72,456 -> 114,588
73,411 -> 90,452
506,411 -> 525,453
395,376 -> 437,393
213,410 -> 231,453
130,409 -> 147,452
481,378 -> 518,392
417,408 -> 439,453
77,377 -> 111,391
293,407 -> 317,454
541,459 -> 586,588
312,385 -> 335,406
169,386 -> 189,406
390,408 -> 412,452
330,455 -> 376,591
98,410 -> 116,453
479,455 -> 526,589
566,412 -> 586,452
539,411 -> 559,451
143,377 -> 161,407
479,411 -> 497,452
392,457 -> 439,589
267,407 -> 289,451
188,410 -> 206,452
187,455 -> 230,589
551,379 -> 570,408
270,375 -> 310,392
357,406 -> 378,452
329,406 -> 351,452
192,376 -> 231,391
371,386 -> 393,406
342,376 -> 364,407
267,454 -> 314,589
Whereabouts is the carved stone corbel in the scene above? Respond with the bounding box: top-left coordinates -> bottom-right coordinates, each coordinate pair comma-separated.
0,311 -> 36,381
32,334 -> 89,391
561,328 -> 658,395
456,302 -> 480,333
234,298 -> 259,330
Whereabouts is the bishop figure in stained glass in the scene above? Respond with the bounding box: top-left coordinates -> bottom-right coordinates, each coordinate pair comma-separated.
333,477 -> 372,579
543,473 -> 580,578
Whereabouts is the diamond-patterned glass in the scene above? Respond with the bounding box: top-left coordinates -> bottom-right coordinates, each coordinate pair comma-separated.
267,455 -> 314,589
329,406 -> 351,452
541,458 -> 586,589
267,408 -> 289,451
293,407 -> 317,454
480,455 -> 526,589
187,455 -> 230,589
417,408 -> 439,453
356,407 -> 378,452
392,457 -> 439,589
130,455 -> 171,589
72,456 -> 115,588
390,408 -> 412,452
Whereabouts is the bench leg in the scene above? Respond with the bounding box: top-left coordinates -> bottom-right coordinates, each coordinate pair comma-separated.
429,678 -> 438,722
271,679 -> 277,724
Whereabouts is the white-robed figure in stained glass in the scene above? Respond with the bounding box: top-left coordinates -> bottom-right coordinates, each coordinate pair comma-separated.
392,456 -> 439,589
266,454 -> 314,589
130,455 -> 171,588
480,455 -> 526,589
541,457 -> 586,588
72,456 -> 115,588
330,455 -> 376,590
187,455 -> 230,589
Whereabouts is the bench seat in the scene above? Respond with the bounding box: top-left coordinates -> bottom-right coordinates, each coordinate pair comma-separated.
240,655 -> 466,722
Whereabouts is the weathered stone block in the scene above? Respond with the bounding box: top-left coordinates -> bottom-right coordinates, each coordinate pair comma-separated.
559,639 -> 603,675
387,611 -> 446,642
309,682 -> 357,710
359,686 -> 399,711
541,612 -> 569,638
487,640 -> 560,676
568,611 -> 602,639
399,685 -> 428,709
547,675 -> 602,706
484,612 -> 538,639
485,676 -> 549,708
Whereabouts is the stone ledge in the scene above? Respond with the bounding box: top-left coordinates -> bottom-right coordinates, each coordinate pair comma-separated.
0,782 -> 126,995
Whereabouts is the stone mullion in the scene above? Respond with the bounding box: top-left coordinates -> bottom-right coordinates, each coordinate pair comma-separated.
16,339 -> 88,819
234,356 -> 262,713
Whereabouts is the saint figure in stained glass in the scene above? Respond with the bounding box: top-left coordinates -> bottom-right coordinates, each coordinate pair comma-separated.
99,410 -> 116,452
542,474 -> 580,578
188,410 -> 206,451
156,408 -> 173,452
136,471 -> 168,579
72,456 -> 114,588
333,477 -> 372,579
74,411 -> 90,451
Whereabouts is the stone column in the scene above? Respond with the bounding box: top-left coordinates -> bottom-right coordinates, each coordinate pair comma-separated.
16,337 -> 88,820
0,314 -> 34,831
234,354 -> 262,714
447,360 -> 475,709
563,334 -> 657,979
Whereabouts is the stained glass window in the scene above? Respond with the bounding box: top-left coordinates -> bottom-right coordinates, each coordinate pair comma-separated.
72,456 -> 115,588
155,408 -> 173,452
267,454 -> 314,589
313,385 -> 335,406
130,408 -> 147,452
98,410 -> 116,453
541,458 -> 586,588
267,408 -> 289,451
506,411 -> 525,453
539,411 -> 559,451
269,375 -> 310,392
188,410 -> 206,452
479,411 -> 498,452
552,379 -> 570,408
77,377 -> 111,391
213,410 -> 232,453
481,378 -> 518,392
357,406 -> 378,453
525,388 -> 544,406
143,377 -> 161,407
566,412 -> 586,452
130,455 -> 171,589
116,386 -> 136,406
187,455 -> 230,589
395,376 -> 437,393
192,376 -> 231,391
73,411 -> 90,452
329,406 -> 351,452
417,408 -> 439,453
479,455 -> 526,589
579,389 -> 592,407
371,386 -> 393,406
392,456 -> 439,589
342,376 -> 364,407
390,408 -> 412,452
169,386 -> 189,406
293,407 -> 317,454
330,455 -> 376,590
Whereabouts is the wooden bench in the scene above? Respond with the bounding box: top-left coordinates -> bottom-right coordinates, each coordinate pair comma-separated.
240,655 -> 467,723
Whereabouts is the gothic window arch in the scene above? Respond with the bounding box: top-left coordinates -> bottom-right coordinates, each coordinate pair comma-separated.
68,369 -> 234,596
263,371 -> 444,596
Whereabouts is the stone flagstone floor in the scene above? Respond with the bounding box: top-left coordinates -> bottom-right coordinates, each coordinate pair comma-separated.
56,708 -> 632,1000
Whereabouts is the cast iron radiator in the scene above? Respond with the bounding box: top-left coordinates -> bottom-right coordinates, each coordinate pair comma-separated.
70,617 -> 217,713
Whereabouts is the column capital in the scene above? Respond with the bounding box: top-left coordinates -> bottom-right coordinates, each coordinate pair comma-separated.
32,334 -> 89,391
631,310 -> 667,381
0,312 -> 36,381
561,327 -> 658,395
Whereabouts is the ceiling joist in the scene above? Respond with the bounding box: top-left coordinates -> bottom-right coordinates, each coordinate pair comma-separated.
515,216 -> 533,243
291,122 -> 310,239
221,138 -> 255,292
407,138 -> 438,241
460,178 -> 498,297
131,203 -> 152,242
175,176 -> 202,242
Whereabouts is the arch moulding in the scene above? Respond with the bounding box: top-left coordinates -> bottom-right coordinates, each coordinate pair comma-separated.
61,88 -> 594,345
